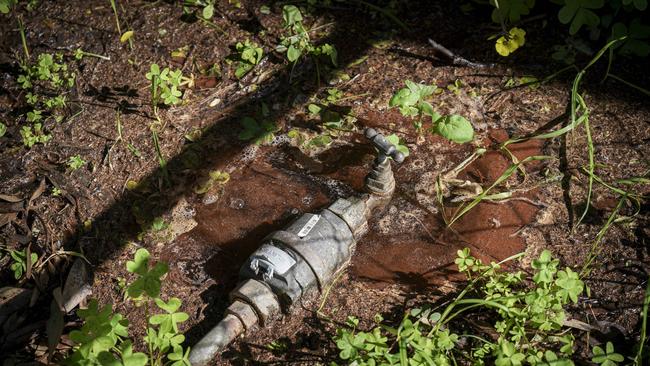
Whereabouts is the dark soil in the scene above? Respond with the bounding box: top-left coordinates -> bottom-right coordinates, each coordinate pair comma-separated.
1,0 -> 649,365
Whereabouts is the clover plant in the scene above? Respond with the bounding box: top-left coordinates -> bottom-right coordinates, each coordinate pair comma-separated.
232,39 -> 263,79
276,5 -> 337,67
238,103 -> 279,145
238,117 -> 278,145
335,249 -> 588,365
8,249 -> 38,280
146,64 -> 184,111
592,342 -> 624,366
64,248 -> 190,366
488,0 -> 650,57
67,155 -> 87,171
17,53 -> 75,146
20,123 -> 51,147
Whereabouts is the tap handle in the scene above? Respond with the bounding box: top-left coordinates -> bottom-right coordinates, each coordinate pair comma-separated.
365,128 -> 405,164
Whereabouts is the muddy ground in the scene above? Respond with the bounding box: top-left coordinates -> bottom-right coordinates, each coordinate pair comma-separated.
1,0 -> 649,365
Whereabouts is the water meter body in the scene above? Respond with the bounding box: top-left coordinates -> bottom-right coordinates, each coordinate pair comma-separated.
189,129 -> 404,365
240,196 -> 366,309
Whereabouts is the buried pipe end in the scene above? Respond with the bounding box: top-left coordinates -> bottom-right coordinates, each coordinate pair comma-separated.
188,280 -> 282,365
188,313 -> 247,366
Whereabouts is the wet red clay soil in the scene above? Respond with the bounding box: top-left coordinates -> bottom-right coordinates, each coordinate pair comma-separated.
350,130 -> 543,289
162,153 -> 332,289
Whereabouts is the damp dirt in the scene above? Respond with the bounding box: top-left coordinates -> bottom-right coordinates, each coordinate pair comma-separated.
350,130 -> 543,289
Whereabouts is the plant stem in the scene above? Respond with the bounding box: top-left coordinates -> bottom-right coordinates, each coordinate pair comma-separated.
17,16 -> 29,60
607,74 -> 650,97
580,194 -> 626,277
109,0 -> 122,35
575,94 -> 594,229
81,51 -> 111,61
572,37 -> 625,228
634,278 -> 650,366
115,110 -> 123,142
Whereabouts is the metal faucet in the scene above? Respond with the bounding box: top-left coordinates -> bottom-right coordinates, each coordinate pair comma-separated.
188,128 -> 405,365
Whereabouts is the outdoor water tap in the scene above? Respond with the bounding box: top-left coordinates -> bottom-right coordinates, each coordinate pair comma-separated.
188,128 -> 405,365
364,128 -> 404,197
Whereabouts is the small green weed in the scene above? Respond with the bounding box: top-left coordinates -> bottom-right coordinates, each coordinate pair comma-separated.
20,123 -> 51,147
238,117 -> 278,145
18,53 -> 75,137
67,155 -> 87,170
108,0 -> 134,48
334,249 -> 589,365
0,0 -> 16,13
307,87 -> 356,133
64,248 -> 190,366
276,4 -> 337,79
389,80 -> 474,143
7,249 -> 38,280
238,103 -> 279,145
230,39 -> 263,79
0,121 -> 6,137
146,64 -> 184,112
389,80 -> 439,130
74,48 -> 110,61
183,0 -> 216,20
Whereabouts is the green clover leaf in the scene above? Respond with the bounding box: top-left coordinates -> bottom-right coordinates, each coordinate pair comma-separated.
623,0 -> 647,11
555,267 -> 584,303
168,345 -> 192,366
126,248 -> 168,298
592,342 -> 624,366
558,0 -> 605,35
150,297 -> 189,333
490,0 -> 535,23
145,64 -> 161,81
532,250 -> 559,284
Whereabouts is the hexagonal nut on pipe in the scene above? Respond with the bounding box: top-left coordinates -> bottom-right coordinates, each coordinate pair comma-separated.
366,176 -> 395,195
229,279 -> 280,327
226,300 -> 258,330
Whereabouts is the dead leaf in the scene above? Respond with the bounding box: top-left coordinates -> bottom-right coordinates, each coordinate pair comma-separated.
46,288 -> 64,359
0,194 -> 23,202
0,212 -> 17,227
28,179 -> 46,207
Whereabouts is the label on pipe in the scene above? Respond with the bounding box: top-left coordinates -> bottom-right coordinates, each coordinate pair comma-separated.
297,214 -> 320,238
